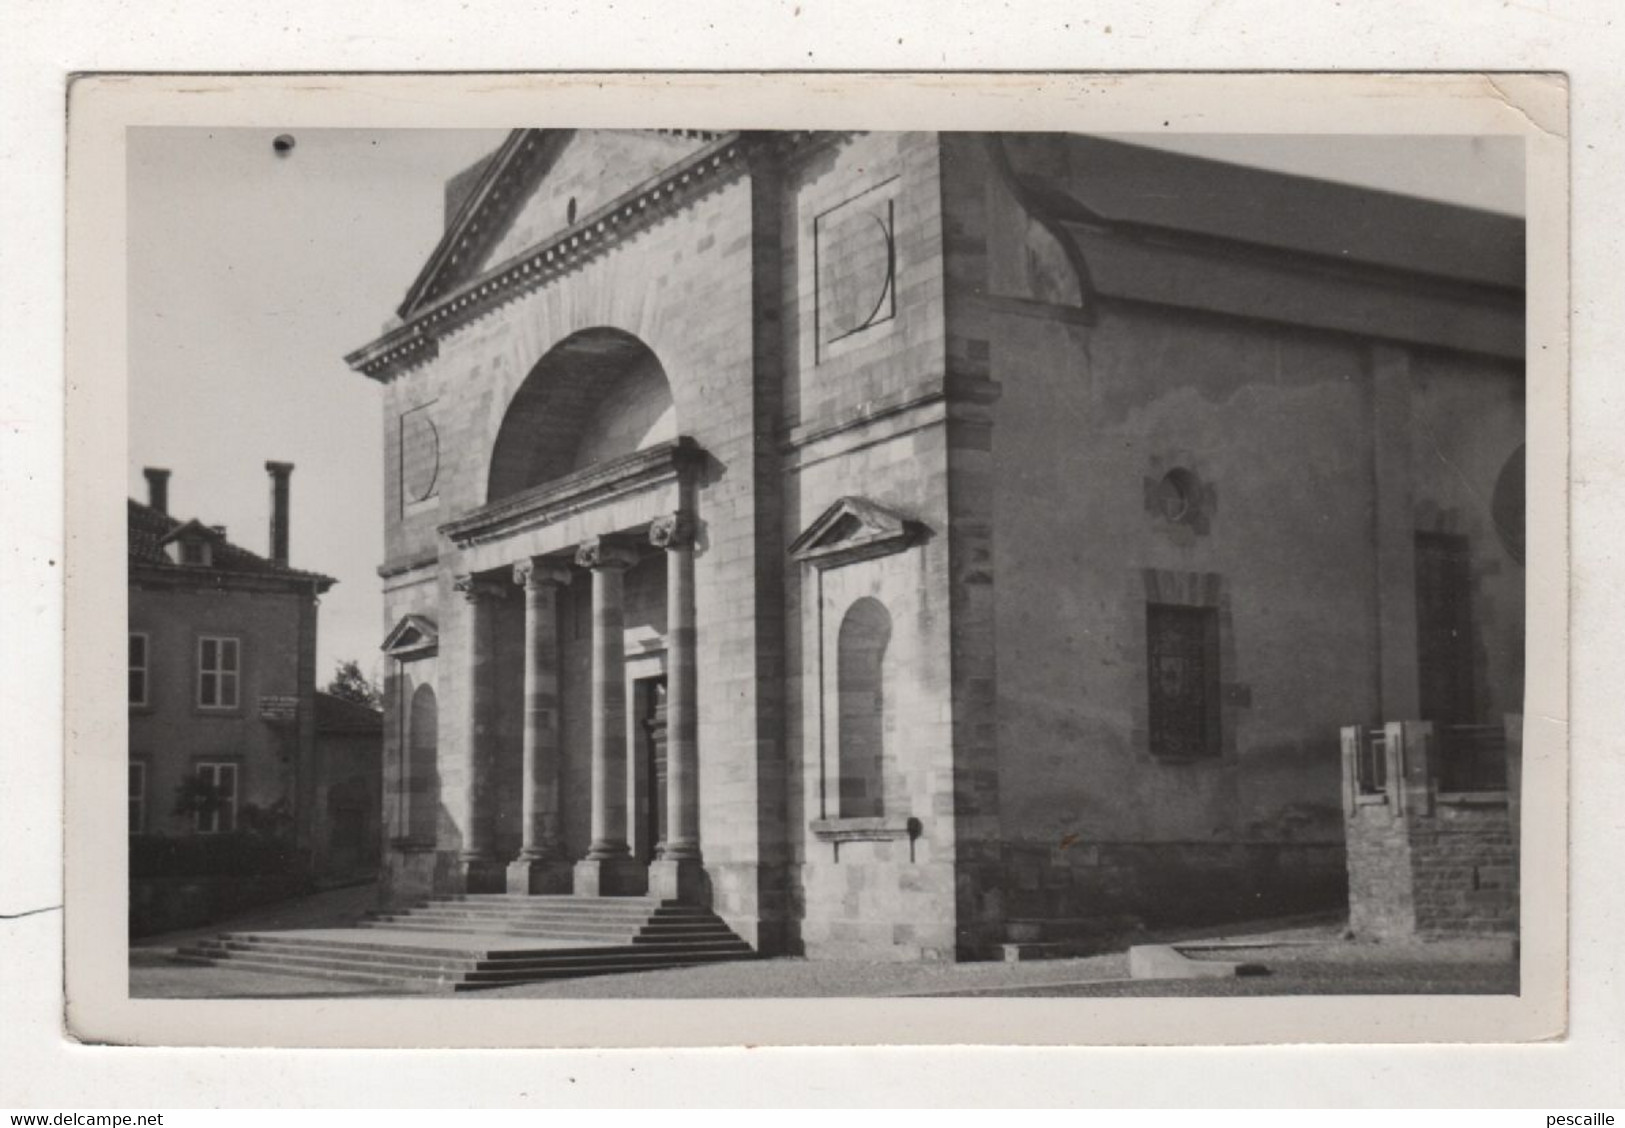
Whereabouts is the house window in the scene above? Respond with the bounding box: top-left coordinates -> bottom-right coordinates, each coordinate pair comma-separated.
1147,603 -> 1221,759
129,633 -> 149,706
128,761 -> 147,835
194,762 -> 238,834
179,538 -> 209,566
197,636 -> 240,709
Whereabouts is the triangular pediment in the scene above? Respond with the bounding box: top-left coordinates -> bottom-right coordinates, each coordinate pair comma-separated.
381,613 -> 439,659
789,497 -> 922,569
399,129 -> 720,319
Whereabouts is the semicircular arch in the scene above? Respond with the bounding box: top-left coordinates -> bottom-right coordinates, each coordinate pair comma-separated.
486,327 -> 676,503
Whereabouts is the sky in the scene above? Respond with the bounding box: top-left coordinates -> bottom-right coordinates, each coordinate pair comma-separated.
128,128 -> 508,687
127,129 -> 1524,685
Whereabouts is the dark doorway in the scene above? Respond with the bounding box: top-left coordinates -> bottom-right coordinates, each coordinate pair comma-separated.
635,676 -> 668,863
1415,532 -> 1476,725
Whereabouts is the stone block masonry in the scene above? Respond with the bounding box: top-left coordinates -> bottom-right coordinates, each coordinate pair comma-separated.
1342,719 -> 1520,940
348,130 -> 1525,966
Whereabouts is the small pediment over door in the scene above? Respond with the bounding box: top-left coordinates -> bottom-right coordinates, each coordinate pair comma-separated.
381,614 -> 439,660
788,497 -> 923,570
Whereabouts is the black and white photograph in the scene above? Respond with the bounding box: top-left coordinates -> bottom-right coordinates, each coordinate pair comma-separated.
59,73 -> 1568,1049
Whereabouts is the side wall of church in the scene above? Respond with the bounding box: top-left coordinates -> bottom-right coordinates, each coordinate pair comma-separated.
939,133 -> 1525,930
1407,352 -> 1526,724
778,133 -> 976,959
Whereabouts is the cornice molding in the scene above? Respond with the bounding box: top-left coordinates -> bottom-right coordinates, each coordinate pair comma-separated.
348,131 -> 843,382
780,374 -> 1003,454
128,562 -> 332,597
440,437 -> 705,549
377,552 -> 440,580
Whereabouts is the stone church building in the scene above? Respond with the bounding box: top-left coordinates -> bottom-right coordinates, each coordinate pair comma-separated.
345,131 -> 1524,960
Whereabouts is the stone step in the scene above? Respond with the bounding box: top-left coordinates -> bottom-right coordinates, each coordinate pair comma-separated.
173,896 -> 755,990
216,931 -> 506,958
183,941 -> 752,986
448,962 -> 695,992
458,952 -> 753,986
370,907 -> 733,929
185,938 -> 485,971
401,902 -> 715,920
356,920 -> 641,943
176,953 -> 452,990
359,926 -> 748,952
372,908 -> 690,928
191,948 -> 468,982
434,896 -> 674,912
371,911 -> 733,936
195,928 -> 753,962
216,931 -> 751,964
371,910 -> 643,928
367,923 -> 740,946
377,911 -> 713,930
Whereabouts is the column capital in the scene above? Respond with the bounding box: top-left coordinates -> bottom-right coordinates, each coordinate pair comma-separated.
649,512 -> 696,550
454,573 -> 508,603
513,555 -> 574,590
575,535 -> 640,572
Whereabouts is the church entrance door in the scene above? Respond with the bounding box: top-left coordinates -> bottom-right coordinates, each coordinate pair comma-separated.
634,675 -> 669,864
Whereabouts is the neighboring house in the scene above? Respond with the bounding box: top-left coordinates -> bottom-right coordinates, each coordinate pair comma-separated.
128,462 -> 342,929
344,130 -> 1525,960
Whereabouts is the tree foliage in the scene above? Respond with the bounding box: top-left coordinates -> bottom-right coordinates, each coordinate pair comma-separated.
325,658 -> 382,710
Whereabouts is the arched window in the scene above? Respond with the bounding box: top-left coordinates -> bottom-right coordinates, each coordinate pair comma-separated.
406,684 -> 440,844
837,597 -> 892,818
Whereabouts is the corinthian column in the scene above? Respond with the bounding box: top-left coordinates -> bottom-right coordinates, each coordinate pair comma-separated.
648,512 -> 706,903
571,535 -> 646,897
453,572 -> 507,894
506,556 -> 574,894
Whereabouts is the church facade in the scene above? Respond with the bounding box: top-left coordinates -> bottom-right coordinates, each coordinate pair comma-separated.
346,131 -> 1524,960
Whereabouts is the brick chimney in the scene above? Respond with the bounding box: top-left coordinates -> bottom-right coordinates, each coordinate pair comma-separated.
265,461 -> 294,565
143,467 -> 171,515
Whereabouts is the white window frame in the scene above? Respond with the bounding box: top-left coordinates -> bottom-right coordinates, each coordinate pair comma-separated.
129,632 -> 149,707
194,761 -> 239,834
128,760 -> 147,835
196,635 -> 240,710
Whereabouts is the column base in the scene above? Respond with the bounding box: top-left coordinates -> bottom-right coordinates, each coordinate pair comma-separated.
648,857 -> 709,904
460,857 -> 507,895
573,857 -> 648,897
506,857 -> 574,895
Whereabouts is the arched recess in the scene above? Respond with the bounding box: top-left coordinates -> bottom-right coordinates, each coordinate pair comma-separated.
837,597 -> 893,818
406,684 -> 440,844
487,327 -> 676,503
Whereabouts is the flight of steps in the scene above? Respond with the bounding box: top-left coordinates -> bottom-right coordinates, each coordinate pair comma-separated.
172,895 -> 755,991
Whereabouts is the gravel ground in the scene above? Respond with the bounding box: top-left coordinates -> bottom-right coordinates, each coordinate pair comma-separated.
130,941 -> 1517,1001
127,888 -> 1517,1000
131,964 -> 428,998
130,880 -> 383,958
947,961 -> 1518,997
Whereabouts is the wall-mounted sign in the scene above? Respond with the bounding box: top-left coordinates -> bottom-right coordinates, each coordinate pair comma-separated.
258,694 -> 299,722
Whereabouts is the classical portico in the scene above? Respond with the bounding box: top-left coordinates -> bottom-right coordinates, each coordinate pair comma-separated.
441,431 -> 709,900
